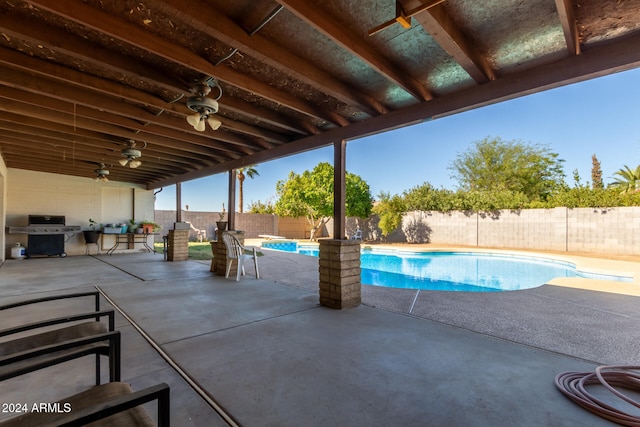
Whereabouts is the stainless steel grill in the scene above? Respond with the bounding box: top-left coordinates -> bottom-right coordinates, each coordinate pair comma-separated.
27,215 -> 67,258
6,215 -> 81,258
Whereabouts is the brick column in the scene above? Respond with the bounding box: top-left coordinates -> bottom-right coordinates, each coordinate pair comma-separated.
318,239 -> 361,309
211,231 -> 244,276
167,230 -> 188,261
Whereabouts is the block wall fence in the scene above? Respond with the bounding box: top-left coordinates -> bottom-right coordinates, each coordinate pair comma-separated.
154,210 -> 312,241
156,207 -> 640,256
347,207 -> 640,256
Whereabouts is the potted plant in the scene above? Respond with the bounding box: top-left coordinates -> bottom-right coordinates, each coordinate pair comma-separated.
216,203 -> 227,232
140,220 -> 161,234
128,219 -> 138,233
83,218 -> 101,244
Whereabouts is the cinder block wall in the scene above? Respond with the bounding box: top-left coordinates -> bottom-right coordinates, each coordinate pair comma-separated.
347,207 -> 640,255
154,211 -> 310,240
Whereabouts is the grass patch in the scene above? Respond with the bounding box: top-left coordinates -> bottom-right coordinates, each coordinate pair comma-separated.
153,241 -> 263,260
154,242 -> 213,260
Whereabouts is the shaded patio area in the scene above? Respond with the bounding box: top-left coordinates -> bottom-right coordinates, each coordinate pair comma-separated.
2,249 -> 640,426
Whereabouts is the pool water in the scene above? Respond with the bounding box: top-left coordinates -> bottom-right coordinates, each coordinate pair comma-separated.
360,251 -> 574,291
260,241 -> 629,292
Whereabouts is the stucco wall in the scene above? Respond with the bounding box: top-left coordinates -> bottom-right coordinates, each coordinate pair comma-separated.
5,168 -> 154,257
348,207 -> 640,255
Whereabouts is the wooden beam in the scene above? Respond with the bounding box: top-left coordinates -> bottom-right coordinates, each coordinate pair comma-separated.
278,0 -> 433,101
0,92 -> 237,163
149,31 -> 640,188
0,106 -> 217,170
26,0 -> 344,127
0,12 -> 184,94
401,0 -> 496,83
0,132 -> 190,175
0,68 -> 257,155
0,46 -> 309,139
555,0 -> 581,55
155,0 -> 386,117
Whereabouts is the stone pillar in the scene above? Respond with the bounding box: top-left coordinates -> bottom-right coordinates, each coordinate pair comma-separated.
318,239 -> 361,309
167,229 -> 188,261
211,230 -> 244,276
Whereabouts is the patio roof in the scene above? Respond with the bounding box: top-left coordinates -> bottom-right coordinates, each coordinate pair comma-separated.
1,0 -> 639,188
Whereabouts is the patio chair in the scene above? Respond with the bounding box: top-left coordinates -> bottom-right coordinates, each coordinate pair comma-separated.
0,381 -> 170,427
0,291 -> 121,384
351,229 -> 363,241
222,233 -> 260,281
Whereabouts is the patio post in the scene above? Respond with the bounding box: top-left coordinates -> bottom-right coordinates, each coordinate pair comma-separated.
228,169 -> 236,231
176,182 -> 182,223
318,140 -> 361,309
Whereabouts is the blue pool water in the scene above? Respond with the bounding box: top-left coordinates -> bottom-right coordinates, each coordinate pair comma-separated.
260,241 -> 629,292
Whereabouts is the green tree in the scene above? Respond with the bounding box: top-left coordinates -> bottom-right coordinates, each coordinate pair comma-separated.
591,154 -> 603,189
237,165 -> 259,213
610,165 -> 640,194
372,192 -> 405,239
448,137 -> 565,201
403,182 -> 456,212
247,199 -> 276,214
274,162 -> 372,240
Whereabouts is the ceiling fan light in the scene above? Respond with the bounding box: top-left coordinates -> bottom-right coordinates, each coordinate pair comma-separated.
207,117 -> 222,130
186,112 -> 201,127
129,159 -> 142,168
194,117 -> 206,132
119,158 -> 129,167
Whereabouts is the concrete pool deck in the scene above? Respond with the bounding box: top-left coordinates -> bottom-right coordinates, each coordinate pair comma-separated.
1,245 -> 639,425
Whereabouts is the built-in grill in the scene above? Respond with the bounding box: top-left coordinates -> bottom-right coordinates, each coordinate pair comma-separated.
6,215 -> 81,258
27,215 -> 67,258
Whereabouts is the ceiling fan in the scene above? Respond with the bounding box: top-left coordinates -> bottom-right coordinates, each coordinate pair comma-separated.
368,0 -> 447,36
186,77 -> 223,132
119,140 -> 146,168
94,163 -> 110,182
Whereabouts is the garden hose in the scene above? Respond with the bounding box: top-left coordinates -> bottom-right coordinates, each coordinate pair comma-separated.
555,365 -> 640,426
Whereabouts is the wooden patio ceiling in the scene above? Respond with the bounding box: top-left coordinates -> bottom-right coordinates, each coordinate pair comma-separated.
1,0 -> 639,189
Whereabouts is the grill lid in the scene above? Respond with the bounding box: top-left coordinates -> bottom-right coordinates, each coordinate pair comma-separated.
28,215 -> 65,226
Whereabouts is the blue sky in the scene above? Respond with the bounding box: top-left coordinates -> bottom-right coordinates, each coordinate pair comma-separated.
156,67 -> 640,212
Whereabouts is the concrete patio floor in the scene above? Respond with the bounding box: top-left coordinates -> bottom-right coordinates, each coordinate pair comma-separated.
1,247 -> 640,426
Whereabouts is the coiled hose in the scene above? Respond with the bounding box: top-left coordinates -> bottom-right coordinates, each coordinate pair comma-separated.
555,365 -> 640,426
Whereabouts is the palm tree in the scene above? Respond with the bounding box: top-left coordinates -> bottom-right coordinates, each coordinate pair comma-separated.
610,164 -> 640,194
237,165 -> 259,213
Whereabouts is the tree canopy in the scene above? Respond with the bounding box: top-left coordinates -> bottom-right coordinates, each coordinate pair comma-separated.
236,165 -> 259,213
274,162 -> 372,239
372,192 -> 405,239
448,137 -> 566,201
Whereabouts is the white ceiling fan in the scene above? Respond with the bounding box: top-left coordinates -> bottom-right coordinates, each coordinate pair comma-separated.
94,163 -> 110,182
186,77 -> 223,132
119,140 -> 146,168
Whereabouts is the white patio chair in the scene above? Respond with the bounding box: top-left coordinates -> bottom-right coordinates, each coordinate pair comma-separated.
351,229 -> 363,241
222,233 -> 260,281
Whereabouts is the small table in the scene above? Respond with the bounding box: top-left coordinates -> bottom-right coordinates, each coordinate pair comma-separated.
105,233 -> 156,255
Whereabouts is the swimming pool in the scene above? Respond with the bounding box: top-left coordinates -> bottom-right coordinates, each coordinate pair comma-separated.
260,241 -> 631,291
